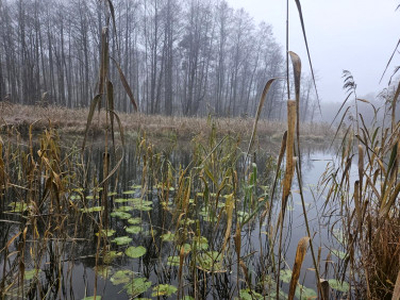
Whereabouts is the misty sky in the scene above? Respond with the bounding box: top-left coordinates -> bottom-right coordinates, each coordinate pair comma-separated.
227,0 -> 400,104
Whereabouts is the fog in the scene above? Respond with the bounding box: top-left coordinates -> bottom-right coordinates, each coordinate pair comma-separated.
227,0 -> 400,107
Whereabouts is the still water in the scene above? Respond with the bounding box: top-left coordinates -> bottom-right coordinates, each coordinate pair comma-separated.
0,138 -> 345,299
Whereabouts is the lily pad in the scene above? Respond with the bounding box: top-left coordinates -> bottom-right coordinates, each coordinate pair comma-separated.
152,284 -> 177,297
161,232 -> 175,242
8,202 -> 29,212
111,236 -> 132,245
127,217 -> 142,225
331,249 -> 347,260
124,277 -> 151,296
125,246 -> 146,258
81,206 -> 103,213
125,226 -> 142,234
103,251 -> 123,264
96,229 -> 116,237
295,284 -> 317,299
110,211 -> 131,219
115,206 -> 134,212
123,190 -> 136,195
167,256 -> 180,267
81,296 -> 102,300
24,269 -> 41,280
280,269 -> 292,283
328,279 -> 350,292
110,269 -> 134,285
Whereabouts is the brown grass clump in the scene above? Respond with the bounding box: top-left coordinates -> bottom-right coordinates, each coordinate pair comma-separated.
321,74 -> 400,299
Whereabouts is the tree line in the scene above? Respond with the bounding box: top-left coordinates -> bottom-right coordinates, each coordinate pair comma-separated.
0,0 -> 318,119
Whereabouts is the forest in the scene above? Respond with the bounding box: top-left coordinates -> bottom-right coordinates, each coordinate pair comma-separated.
0,0 -> 319,120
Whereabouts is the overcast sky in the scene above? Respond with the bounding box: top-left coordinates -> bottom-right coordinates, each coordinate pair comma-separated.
226,0 -> 400,103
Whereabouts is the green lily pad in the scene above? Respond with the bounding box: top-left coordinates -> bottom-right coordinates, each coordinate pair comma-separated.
127,217 -> 142,225
95,266 -> 112,279
115,198 -> 130,203
111,236 -> 132,245
8,202 -> 29,212
81,206 -> 103,213
125,246 -> 146,258
115,206 -> 134,212
328,279 -> 350,292
24,269 -> 41,280
110,211 -> 131,219
198,251 -> 223,271
125,226 -> 142,234
123,190 -> 136,195
280,269 -> 292,283
110,270 -> 134,285
331,249 -> 347,260
178,243 -> 191,254
238,289 -> 262,300
81,296 -> 102,300
193,236 -> 208,251
96,229 -> 116,237
124,277 -> 151,296
151,284 -> 177,297
108,192 -> 118,196
167,256 -> 180,267
295,284 -> 317,299
103,251 -> 123,264
161,232 -> 175,242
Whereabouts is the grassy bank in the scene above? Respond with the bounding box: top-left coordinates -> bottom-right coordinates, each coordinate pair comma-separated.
0,103 -> 333,144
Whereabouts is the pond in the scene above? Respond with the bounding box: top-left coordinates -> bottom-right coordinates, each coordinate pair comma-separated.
0,132 -> 349,299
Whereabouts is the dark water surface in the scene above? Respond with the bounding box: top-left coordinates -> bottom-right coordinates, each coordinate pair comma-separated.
0,139 -> 343,299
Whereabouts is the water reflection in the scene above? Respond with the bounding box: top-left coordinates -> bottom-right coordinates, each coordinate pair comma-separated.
0,139 -> 338,299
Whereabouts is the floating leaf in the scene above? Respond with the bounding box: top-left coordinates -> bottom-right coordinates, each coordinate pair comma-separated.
108,192 -> 118,196
198,251 -> 223,271
103,251 -> 123,264
8,202 -> 29,213
115,198 -> 131,203
161,232 -> 175,242
111,236 -> 132,245
125,246 -> 146,258
116,206 -> 134,212
328,279 -> 350,292
167,256 -> 180,267
96,229 -> 116,237
110,211 -> 131,219
131,184 -> 142,189
295,284 -> 317,299
127,217 -> 141,225
331,249 -> 347,260
110,270 -> 134,285
152,284 -> 177,297
81,206 -> 103,213
280,269 -> 292,283
123,190 -> 136,195
125,226 -> 142,234
179,243 -> 191,254
238,289 -> 262,300
81,296 -> 102,300
193,236 -> 208,251
124,277 -> 151,296
95,266 -> 112,279
24,269 -> 41,280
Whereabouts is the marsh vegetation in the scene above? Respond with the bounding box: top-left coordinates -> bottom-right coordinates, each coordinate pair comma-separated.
2,0 -> 400,299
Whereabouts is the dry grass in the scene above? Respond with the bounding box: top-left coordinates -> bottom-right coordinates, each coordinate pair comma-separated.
0,103 -> 334,144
